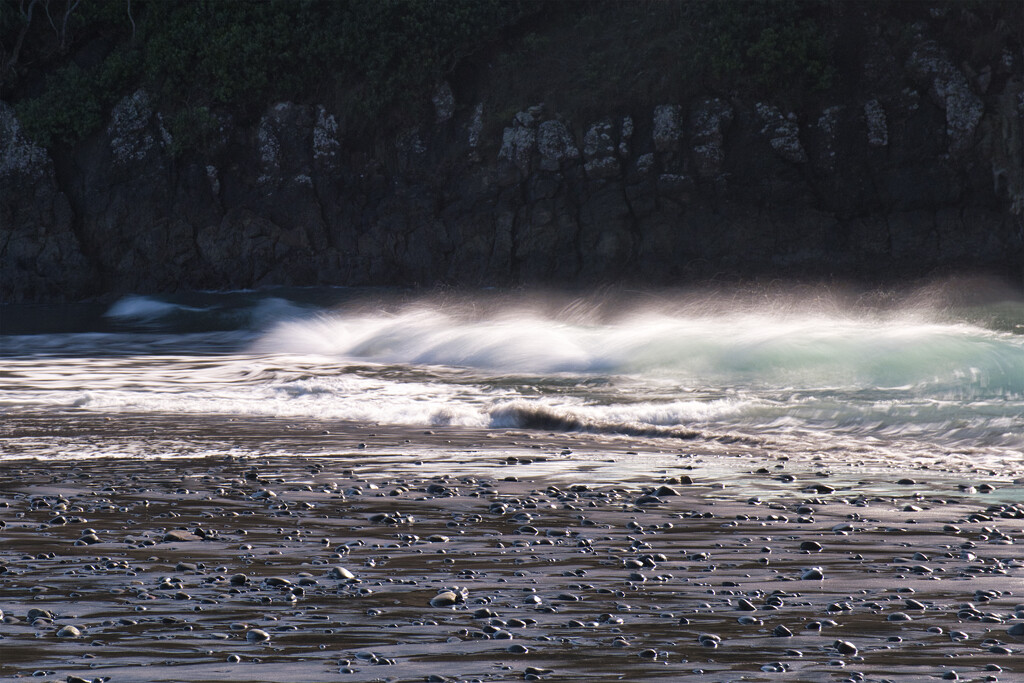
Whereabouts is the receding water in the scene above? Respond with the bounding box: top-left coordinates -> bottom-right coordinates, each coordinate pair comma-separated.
2,284 -> 1023,465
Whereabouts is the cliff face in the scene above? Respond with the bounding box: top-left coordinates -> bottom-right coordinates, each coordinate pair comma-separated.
2,14 -> 1022,302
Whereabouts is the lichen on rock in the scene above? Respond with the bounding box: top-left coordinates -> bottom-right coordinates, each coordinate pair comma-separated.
907,41 -> 984,155
536,120 -> 578,167
256,113 -> 281,183
108,89 -> 155,165
498,123 -> 536,173
432,82 -> 455,124
468,103 -> 484,149
0,101 -> 49,181
582,120 -> 619,179
635,153 -> 655,175
652,105 -> 683,152
619,116 -> 634,158
313,106 -> 340,165
864,99 -> 888,147
756,103 -> 807,164
690,98 -> 733,178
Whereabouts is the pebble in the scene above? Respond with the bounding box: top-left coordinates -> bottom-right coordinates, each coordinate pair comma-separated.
245,629 -> 271,643
55,625 -> 82,638
801,567 -> 825,580
430,591 -> 460,607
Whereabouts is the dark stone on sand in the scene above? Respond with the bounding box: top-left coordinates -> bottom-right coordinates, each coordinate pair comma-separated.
1007,623 -> 1024,636
773,625 -> 793,637
163,530 -> 200,542
55,625 -> 82,638
897,479 -> 916,485
833,640 -> 858,656
800,541 -> 823,552
887,612 -> 912,622
229,573 -> 248,585
801,567 -> 824,580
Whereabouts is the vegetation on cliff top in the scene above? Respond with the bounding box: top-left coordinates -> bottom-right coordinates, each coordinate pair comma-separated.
2,0 -> 1021,152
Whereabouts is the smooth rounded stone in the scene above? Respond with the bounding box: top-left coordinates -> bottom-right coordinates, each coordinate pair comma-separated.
430,591 -> 460,607
506,644 -> 529,654
989,645 -> 1013,654
27,608 -> 53,621
737,615 -> 762,625
654,485 -> 678,497
264,577 -> 292,588
801,567 -> 825,580
524,667 -> 553,676
1007,623 -> 1024,636
905,599 -> 927,610
941,672 -> 959,681
55,625 -> 82,638
78,533 -> 101,545
175,562 -> 198,572
246,629 -> 271,643
887,612 -> 913,622
833,640 -> 858,656
228,574 -> 248,585
635,495 -> 663,506
698,633 -> 721,648
328,566 -> 356,580
736,598 -> 757,611
897,479 -> 916,486
163,529 -> 200,542
773,625 -> 793,637
638,648 -> 658,659
799,541 -> 824,552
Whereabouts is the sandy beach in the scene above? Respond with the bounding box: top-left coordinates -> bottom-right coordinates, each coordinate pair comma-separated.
1,412 -> 1022,682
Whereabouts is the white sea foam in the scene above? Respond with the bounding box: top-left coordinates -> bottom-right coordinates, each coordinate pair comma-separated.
4,290 -> 1023,462
254,304 -> 1024,398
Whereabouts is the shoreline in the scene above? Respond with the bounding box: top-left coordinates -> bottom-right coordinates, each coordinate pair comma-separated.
2,417 -> 1023,681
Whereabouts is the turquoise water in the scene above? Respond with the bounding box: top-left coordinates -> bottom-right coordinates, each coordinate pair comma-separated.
2,286 -> 1022,463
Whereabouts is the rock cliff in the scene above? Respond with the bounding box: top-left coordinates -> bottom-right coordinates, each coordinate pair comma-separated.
2,11 -> 1022,303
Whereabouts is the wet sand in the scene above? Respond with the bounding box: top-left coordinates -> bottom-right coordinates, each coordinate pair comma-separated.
1,412 -> 1023,682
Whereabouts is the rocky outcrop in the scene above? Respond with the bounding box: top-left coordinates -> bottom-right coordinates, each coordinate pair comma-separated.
2,24 -> 1022,303
1,101 -> 93,302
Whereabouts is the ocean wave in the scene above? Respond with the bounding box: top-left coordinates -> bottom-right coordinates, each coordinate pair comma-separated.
254,305 -> 1024,399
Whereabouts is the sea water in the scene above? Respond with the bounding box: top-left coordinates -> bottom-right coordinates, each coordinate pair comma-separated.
2,285 -> 1022,466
